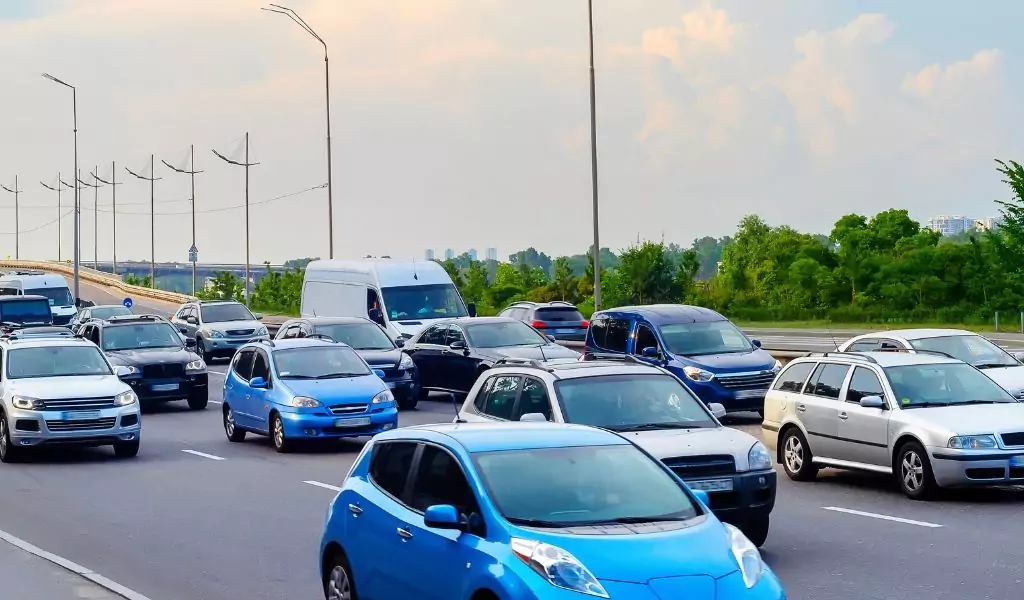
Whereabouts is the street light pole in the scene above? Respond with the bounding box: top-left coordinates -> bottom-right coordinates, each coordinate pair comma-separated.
42,72 -> 81,302
78,169 -> 102,270
1,176 -> 23,259
126,156 -> 162,288
263,3 -> 334,258
40,175 -> 70,261
163,145 -> 203,296
92,163 -> 122,276
586,0 -> 602,311
213,133 -> 260,305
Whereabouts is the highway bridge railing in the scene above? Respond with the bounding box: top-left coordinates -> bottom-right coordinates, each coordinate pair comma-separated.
0,260 -> 195,305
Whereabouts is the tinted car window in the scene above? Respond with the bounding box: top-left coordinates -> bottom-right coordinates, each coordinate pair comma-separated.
0,299 -> 52,322
846,340 -> 880,352
482,375 -> 520,420
369,441 -> 419,500
602,318 -> 630,352
535,307 -> 584,322
464,322 -> 547,348
555,373 -> 715,431
588,318 -> 608,347
419,325 -> 448,345
233,350 -> 255,381
808,363 -> 850,399
409,445 -> 480,517
251,352 -> 270,380
773,362 -> 815,392
847,367 -> 885,404
514,378 -> 551,421
634,324 -> 659,354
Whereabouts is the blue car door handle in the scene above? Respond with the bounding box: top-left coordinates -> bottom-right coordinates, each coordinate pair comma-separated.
396,527 -> 413,540
347,504 -> 362,515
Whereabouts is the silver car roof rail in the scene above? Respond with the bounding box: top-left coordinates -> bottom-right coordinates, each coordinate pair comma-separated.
804,351 -> 879,364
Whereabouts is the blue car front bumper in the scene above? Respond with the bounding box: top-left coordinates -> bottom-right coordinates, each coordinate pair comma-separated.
279,407 -> 398,439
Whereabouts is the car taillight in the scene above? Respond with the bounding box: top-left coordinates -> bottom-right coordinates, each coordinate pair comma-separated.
580,320 -> 589,328
531,320 -> 546,328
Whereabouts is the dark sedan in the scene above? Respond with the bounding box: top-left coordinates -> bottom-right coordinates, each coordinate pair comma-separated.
403,316 -> 581,398
77,315 -> 209,410
275,316 -> 420,410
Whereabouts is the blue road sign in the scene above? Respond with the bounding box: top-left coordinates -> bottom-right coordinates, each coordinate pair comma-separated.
123,297 -> 133,309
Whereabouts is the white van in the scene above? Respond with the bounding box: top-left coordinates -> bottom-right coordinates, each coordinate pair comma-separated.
301,259 -> 476,339
0,270 -> 77,325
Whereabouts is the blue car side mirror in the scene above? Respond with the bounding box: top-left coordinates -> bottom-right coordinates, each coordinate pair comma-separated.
372,369 -> 386,379
641,346 -> 659,358
690,489 -> 710,506
424,504 -> 465,530
250,376 -> 268,389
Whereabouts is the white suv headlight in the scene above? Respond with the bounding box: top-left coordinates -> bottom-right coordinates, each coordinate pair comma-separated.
11,396 -> 41,410
115,390 -> 138,406
724,523 -> 765,588
256,326 -> 269,337
947,435 -> 997,449
399,354 -> 414,370
683,366 -> 715,382
204,329 -> 225,338
772,359 -> 782,372
747,441 -> 772,470
185,359 -> 206,372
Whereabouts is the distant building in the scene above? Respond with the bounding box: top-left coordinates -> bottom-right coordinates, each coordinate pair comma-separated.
974,217 -> 1001,232
467,248 -> 478,261
925,215 -> 974,236
444,248 -> 454,260
485,247 -> 498,261
424,249 -> 435,261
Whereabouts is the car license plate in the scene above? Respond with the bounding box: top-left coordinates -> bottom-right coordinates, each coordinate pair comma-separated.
152,383 -> 179,392
63,410 -> 100,421
335,417 -> 371,428
687,478 -> 734,492
555,329 -> 574,334
735,389 -> 766,400
1010,455 -> 1024,467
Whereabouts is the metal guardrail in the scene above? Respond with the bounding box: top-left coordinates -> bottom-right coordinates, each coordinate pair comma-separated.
0,260 -> 195,305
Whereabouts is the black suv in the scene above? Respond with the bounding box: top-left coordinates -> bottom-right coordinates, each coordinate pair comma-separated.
496,301 -> 589,342
0,295 -> 54,335
77,314 -> 209,410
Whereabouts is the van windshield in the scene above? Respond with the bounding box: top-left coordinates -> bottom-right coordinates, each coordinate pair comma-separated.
25,287 -> 73,307
659,320 -> 753,356
0,300 -> 52,324
382,284 -> 467,320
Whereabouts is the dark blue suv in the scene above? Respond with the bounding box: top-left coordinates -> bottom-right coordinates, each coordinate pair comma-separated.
583,304 -> 781,414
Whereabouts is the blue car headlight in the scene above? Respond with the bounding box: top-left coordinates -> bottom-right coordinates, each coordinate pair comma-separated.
372,390 -> 395,405
682,366 -> 715,382
511,538 -> 608,598
724,523 -> 765,588
747,441 -> 772,471
290,396 -> 322,408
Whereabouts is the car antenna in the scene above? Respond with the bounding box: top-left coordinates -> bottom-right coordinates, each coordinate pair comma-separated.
826,318 -> 840,351
451,392 -> 465,423
537,343 -> 549,361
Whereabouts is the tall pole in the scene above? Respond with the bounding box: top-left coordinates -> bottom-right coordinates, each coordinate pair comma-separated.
163,145 -> 203,296
78,171 -> 102,271
212,134 -> 259,306
586,0 -> 602,311
41,175 -> 67,260
125,158 -> 161,288
93,163 -> 121,275
0,176 -> 22,259
43,73 -> 81,301
263,4 -> 334,258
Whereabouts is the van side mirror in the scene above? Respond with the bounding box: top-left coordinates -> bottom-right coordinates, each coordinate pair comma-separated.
641,346 -> 659,358
467,302 -> 477,318
859,395 -> 885,409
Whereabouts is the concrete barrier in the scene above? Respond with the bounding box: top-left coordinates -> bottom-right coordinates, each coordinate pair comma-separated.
0,260 -> 194,305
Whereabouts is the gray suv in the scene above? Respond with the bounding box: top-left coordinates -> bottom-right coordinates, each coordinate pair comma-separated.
455,356 -> 777,546
171,300 -> 268,362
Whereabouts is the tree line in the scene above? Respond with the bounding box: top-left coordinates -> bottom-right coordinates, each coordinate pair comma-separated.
167,159 -> 1024,327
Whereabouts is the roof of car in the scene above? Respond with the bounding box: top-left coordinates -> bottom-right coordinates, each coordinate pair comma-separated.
0,295 -> 49,303
386,422 -> 629,453
491,359 -> 664,379
0,336 -> 97,349
851,328 -> 975,341
285,316 -> 376,326
89,304 -> 131,310
258,338 -> 350,351
797,351 -> 960,367
594,304 -> 726,325
102,315 -> 169,325
431,316 -> 517,326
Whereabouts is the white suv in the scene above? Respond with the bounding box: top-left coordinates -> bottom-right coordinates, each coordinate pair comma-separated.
762,350 -> 1024,499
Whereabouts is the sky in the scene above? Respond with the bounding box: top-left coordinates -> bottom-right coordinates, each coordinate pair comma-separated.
0,0 -> 1021,265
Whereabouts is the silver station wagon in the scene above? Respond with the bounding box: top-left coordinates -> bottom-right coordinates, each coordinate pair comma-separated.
762,350 -> 1024,499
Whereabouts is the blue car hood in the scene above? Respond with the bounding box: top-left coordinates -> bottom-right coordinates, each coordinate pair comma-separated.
513,516 -> 738,583
675,349 -> 775,373
279,375 -> 385,405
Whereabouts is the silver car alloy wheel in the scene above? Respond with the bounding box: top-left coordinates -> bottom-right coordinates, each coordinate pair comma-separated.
273,417 -> 284,448
326,565 -> 352,600
901,450 -> 925,492
0,417 -> 7,457
783,435 -> 803,473
224,409 -> 236,436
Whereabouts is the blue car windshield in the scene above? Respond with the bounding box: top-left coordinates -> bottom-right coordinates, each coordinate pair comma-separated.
274,346 -> 370,379
659,321 -> 753,356
6,346 -> 112,379
555,374 -> 715,432
472,444 -> 697,526
381,284 -> 468,320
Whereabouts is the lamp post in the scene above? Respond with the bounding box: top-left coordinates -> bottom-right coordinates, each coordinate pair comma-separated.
262,3 -> 334,258
41,72 -> 81,302
77,168 -> 102,270
163,145 -> 203,295
0,176 -> 23,259
40,175 -> 71,261
92,163 -> 121,276
126,156 -> 161,287
586,0 -> 602,311
213,133 -> 259,305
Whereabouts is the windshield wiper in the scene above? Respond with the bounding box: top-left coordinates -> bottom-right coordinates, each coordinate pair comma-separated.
506,517 -> 571,528
611,423 -> 706,432
974,363 -> 1014,369
582,515 -> 689,525
953,400 -> 1004,405
280,375 -> 318,379
315,373 -> 365,379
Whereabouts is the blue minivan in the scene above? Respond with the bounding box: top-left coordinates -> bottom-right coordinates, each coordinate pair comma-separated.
584,305 -> 781,414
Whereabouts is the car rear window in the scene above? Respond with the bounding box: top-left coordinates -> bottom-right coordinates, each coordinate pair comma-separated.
535,307 -> 584,322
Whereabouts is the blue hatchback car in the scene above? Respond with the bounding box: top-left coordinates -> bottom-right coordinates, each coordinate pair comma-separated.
221,338 -> 398,452
319,422 -> 786,600
584,305 -> 781,414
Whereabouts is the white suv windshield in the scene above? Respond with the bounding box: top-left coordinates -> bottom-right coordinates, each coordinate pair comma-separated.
909,335 -> 1018,369
200,303 -> 254,323
7,346 -> 112,379
554,373 -> 715,431
885,363 -> 1017,407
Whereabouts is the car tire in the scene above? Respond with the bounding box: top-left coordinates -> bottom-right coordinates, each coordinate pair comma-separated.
223,405 -> 246,442
323,551 -> 358,600
741,516 -> 770,547
780,428 -> 818,481
187,392 -> 208,411
197,337 -> 212,363
397,396 -> 418,411
113,439 -> 140,458
271,413 -> 291,453
896,441 -> 938,500
0,413 -> 21,464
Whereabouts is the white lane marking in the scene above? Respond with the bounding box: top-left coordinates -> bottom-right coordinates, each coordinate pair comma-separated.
208,400 -> 222,405
181,449 -> 226,461
822,506 -> 942,528
0,528 -> 156,600
303,480 -> 342,492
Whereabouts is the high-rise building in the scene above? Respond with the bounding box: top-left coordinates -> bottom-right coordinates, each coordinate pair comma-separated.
467,248 -> 478,261
485,247 -> 498,261
975,217 -> 1002,232
444,248 -> 455,260
925,215 -> 974,236
424,249 -> 435,261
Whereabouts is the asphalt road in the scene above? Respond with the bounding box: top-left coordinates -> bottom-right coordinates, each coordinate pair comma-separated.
77,278 -> 181,317
1,363 -> 1022,600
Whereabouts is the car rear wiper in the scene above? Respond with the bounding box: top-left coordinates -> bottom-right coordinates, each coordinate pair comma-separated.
612,423 -> 705,432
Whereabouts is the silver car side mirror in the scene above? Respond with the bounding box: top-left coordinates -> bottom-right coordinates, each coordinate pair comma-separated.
519,412 -> 549,422
860,395 -> 885,409
708,402 -> 727,419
